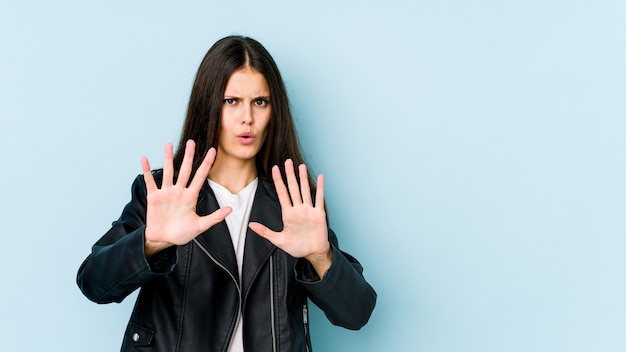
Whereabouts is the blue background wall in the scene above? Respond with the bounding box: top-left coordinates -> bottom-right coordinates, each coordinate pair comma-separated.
1,1 -> 625,351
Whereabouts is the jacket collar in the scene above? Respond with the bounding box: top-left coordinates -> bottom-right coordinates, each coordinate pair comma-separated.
194,184 -> 238,279
194,177 -> 281,296
242,178 -> 282,299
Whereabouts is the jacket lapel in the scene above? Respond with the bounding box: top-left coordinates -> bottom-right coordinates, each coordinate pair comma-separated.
241,179 -> 282,299
194,183 -> 239,281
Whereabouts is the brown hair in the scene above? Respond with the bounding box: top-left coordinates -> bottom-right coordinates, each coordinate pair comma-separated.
173,35 -> 314,190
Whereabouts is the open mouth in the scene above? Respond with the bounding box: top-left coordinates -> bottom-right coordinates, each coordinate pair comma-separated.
237,133 -> 255,144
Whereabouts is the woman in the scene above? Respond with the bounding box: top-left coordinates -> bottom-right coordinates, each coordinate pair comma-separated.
77,35 -> 376,352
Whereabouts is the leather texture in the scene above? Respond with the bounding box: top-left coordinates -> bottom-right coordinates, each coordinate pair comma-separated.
77,173 -> 376,352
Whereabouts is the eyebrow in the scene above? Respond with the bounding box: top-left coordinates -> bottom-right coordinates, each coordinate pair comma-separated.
223,95 -> 271,100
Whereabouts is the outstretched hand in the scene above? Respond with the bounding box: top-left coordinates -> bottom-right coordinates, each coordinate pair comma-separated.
142,140 -> 232,257
249,160 -> 332,278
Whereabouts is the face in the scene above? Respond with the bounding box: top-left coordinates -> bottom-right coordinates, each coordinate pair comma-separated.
217,67 -> 272,165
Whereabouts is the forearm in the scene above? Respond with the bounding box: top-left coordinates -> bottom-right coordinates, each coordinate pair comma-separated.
76,226 -> 175,303
296,245 -> 377,329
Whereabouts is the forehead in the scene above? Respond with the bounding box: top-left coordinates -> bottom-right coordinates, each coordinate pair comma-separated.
224,67 -> 270,96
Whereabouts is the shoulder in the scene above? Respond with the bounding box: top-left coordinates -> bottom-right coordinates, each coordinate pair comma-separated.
129,169 -> 176,191
127,171 -> 162,200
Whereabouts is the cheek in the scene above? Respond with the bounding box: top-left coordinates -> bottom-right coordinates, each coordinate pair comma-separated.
259,110 -> 271,131
258,114 -> 272,143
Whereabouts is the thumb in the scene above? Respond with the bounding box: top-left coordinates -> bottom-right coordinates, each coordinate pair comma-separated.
249,222 -> 281,245
199,207 -> 232,230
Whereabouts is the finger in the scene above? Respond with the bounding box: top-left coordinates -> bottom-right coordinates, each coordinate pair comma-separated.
198,206 -> 232,231
176,140 -> 195,187
162,143 -> 174,187
272,165 -> 292,208
315,174 -> 325,209
284,159 -> 302,205
249,222 -> 282,246
189,147 -> 216,192
299,164 -> 312,206
141,156 -> 158,193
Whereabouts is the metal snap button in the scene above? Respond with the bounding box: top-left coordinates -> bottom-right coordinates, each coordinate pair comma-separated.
132,332 -> 140,342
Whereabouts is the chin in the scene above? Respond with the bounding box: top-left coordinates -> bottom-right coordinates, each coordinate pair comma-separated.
217,143 -> 263,163
232,148 -> 261,162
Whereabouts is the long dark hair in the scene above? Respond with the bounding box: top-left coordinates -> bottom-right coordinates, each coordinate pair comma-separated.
173,35 -> 315,191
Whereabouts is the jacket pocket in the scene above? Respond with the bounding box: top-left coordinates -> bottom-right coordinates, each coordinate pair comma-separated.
122,321 -> 155,348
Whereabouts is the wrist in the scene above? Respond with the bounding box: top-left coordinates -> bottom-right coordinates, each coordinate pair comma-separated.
144,229 -> 172,258
306,246 -> 333,279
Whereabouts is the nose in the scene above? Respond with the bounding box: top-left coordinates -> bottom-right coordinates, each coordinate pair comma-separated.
242,104 -> 253,125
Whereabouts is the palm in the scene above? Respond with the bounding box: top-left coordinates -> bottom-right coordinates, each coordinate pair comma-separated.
145,184 -> 208,245
249,160 -> 331,269
142,141 -> 232,256
278,198 -> 328,258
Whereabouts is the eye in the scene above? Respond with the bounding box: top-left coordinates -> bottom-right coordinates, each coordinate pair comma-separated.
224,98 -> 236,105
254,98 -> 269,107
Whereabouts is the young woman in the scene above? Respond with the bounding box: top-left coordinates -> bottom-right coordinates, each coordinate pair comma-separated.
77,35 -> 376,352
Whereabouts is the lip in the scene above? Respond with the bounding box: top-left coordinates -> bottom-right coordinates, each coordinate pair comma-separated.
237,132 -> 256,145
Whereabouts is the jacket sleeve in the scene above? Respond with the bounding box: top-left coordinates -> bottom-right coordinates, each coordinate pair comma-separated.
294,229 -> 377,330
76,175 -> 177,304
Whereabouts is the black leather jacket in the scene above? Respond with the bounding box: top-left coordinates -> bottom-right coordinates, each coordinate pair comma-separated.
77,174 -> 376,351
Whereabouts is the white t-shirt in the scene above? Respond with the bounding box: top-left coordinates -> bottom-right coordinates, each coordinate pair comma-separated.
208,178 -> 258,352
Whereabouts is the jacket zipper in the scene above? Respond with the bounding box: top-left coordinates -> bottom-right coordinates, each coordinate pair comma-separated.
269,255 -> 277,352
303,304 -> 310,352
193,239 -> 242,351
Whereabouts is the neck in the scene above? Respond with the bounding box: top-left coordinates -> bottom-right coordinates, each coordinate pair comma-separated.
208,156 -> 258,194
